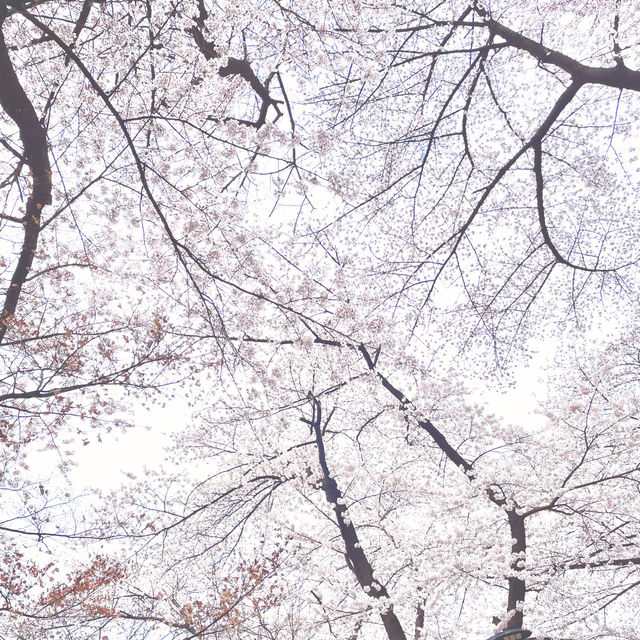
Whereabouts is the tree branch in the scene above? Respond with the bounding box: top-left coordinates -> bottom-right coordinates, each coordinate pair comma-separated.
0,15 -> 52,343
189,5 -> 282,129
474,6 -> 640,90
533,141 -> 608,272
309,396 -> 407,640
358,344 -> 526,628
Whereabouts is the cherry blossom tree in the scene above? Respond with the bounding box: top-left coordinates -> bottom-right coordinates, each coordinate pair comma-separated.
1,0 -> 640,639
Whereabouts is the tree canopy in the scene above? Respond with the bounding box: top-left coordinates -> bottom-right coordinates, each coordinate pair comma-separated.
1,1 -> 640,639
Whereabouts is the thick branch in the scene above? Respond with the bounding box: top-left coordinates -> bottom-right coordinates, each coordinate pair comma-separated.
0,19 -> 51,343
475,7 -> 640,91
559,555 -> 640,571
359,345 -> 472,473
359,344 -> 527,627
309,397 -> 407,640
533,142 -> 608,272
189,10 -> 281,128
